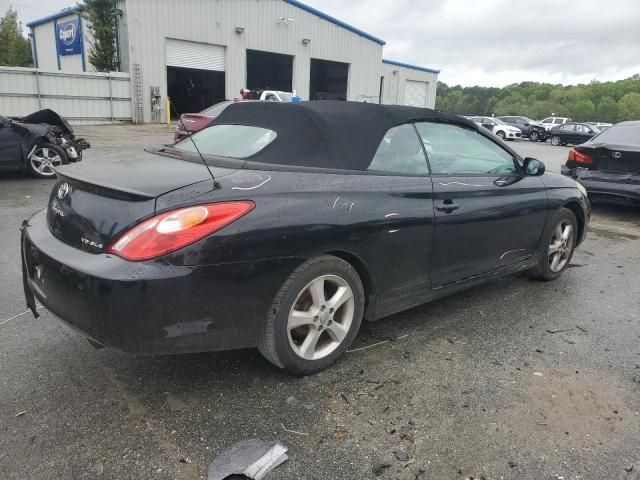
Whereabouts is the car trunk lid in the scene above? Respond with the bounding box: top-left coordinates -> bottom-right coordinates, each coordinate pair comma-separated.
46,150 -> 236,253
578,144 -> 640,174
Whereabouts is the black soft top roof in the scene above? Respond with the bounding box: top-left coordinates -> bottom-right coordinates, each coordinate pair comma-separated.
214,100 -> 478,171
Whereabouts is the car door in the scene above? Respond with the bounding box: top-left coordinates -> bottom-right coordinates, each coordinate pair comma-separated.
558,124 -> 573,143
414,121 -> 548,288
574,124 -> 592,144
0,118 -> 23,168
365,123 -> 435,301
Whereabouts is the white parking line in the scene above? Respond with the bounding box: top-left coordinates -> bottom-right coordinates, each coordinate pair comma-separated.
0,306 -> 43,327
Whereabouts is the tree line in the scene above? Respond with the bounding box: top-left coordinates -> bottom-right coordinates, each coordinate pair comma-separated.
435,75 -> 640,123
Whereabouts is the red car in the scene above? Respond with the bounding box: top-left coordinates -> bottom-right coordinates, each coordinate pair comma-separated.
174,100 -> 238,142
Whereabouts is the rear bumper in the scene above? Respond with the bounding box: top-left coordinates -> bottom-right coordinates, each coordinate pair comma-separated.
21,210 -> 298,355
562,166 -> 640,202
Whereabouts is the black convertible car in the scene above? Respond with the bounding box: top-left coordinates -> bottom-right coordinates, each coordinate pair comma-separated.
21,102 -> 590,374
0,109 -> 89,178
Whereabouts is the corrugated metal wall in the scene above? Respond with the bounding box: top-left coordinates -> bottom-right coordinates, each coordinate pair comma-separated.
380,63 -> 438,109
122,0 -> 384,122
0,67 -> 132,124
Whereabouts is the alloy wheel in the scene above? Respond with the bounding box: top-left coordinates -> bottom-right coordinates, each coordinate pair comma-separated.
551,136 -> 561,146
287,274 -> 355,361
30,147 -> 62,177
530,131 -> 539,141
496,131 -> 505,140
548,220 -> 574,272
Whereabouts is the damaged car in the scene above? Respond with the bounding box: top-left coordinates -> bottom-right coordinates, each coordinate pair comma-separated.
562,120 -> 640,204
0,109 -> 89,178
21,101 -> 590,375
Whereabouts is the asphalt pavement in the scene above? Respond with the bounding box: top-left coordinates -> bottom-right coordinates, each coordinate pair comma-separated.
1,127 -> 639,480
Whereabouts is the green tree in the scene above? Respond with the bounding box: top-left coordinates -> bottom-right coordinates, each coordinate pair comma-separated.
80,0 -> 119,72
0,7 -> 32,67
595,97 -> 618,123
571,99 -> 595,121
617,92 -> 640,121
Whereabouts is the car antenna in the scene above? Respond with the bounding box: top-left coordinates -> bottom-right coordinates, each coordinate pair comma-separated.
168,97 -> 216,183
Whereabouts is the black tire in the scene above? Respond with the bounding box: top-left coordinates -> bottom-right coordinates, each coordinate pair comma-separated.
496,130 -> 506,140
27,142 -> 68,178
529,207 -> 578,281
550,135 -> 561,146
529,130 -> 540,142
258,255 -> 365,375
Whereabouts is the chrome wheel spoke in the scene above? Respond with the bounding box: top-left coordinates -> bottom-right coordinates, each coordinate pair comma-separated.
326,321 -> 348,343
308,278 -> 326,307
548,241 -> 561,254
288,309 -> 316,330
550,252 -> 561,271
327,286 -> 352,311
298,327 -> 322,360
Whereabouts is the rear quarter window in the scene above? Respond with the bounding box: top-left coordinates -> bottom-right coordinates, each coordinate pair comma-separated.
175,124 -> 277,158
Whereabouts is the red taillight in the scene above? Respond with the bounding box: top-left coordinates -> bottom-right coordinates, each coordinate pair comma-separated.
106,201 -> 255,261
568,148 -> 593,166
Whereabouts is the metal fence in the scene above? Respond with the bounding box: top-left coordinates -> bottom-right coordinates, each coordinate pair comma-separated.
0,66 -> 132,125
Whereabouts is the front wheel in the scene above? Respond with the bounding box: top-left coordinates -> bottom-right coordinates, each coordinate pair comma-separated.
27,142 -> 67,178
529,130 -> 540,142
496,130 -> 506,140
550,135 -> 562,146
529,207 -> 577,281
258,255 -> 365,375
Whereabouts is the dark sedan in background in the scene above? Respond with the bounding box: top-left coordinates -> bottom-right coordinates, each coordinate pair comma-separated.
22,101 -> 590,375
549,122 -> 600,146
562,120 -> 640,204
498,116 -> 548,142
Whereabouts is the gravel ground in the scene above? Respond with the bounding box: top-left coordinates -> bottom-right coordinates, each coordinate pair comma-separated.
1,126 -> 639,480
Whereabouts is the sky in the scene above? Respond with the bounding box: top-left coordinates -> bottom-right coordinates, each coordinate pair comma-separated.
3,0 -> 640,87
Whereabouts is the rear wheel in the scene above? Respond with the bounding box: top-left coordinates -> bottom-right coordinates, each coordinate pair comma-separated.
27,142 -> 67,178
529,130 -> 540,142
258,255 -> 364,375
530,208 -> 577,281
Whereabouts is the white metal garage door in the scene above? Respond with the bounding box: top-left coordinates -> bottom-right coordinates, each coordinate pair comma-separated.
404,80 -> 428,107
165,39 -> 225,71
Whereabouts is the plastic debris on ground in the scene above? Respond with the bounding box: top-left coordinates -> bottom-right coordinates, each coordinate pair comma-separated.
207,439 -> 288,480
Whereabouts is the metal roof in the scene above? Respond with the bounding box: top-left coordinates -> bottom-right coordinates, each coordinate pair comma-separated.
283,0 -> 385,45
26,6 -> 82,28
27,1 -> 386,46
383,59 -> 441,74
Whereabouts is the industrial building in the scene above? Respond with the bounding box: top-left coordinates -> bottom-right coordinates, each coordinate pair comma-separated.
25,0 -> 440,123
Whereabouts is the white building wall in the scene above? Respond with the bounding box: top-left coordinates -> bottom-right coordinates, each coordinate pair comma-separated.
122,0 -> 383,121
33,14 -> 94,73
32,21 -> 57,71
380,62 -> 438,109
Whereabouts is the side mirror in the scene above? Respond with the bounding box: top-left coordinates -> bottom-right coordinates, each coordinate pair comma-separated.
524,157 -> 545,176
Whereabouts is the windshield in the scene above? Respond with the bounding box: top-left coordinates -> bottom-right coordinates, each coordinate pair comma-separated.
590,122 -> 639,146
175,124 -> 277,158
492,118 -> 507,126
276,92 -> 293,102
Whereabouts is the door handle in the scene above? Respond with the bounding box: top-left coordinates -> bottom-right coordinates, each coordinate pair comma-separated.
435,200 -> 460,213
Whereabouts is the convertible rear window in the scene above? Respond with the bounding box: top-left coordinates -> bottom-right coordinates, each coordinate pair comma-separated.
175,124 -> 277,158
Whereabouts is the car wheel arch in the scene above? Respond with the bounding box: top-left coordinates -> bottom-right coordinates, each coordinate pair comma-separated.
326,250 -> 374,314
561,200 -> 586,244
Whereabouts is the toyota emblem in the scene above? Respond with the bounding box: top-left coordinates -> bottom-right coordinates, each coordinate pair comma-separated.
57,182 -> 71,200
612,151 -> 622,159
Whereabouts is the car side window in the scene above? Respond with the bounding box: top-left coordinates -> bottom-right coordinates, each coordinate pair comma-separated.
368,124 -> 429,174
415,122 -> 517,175
541,118 -> 552,124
